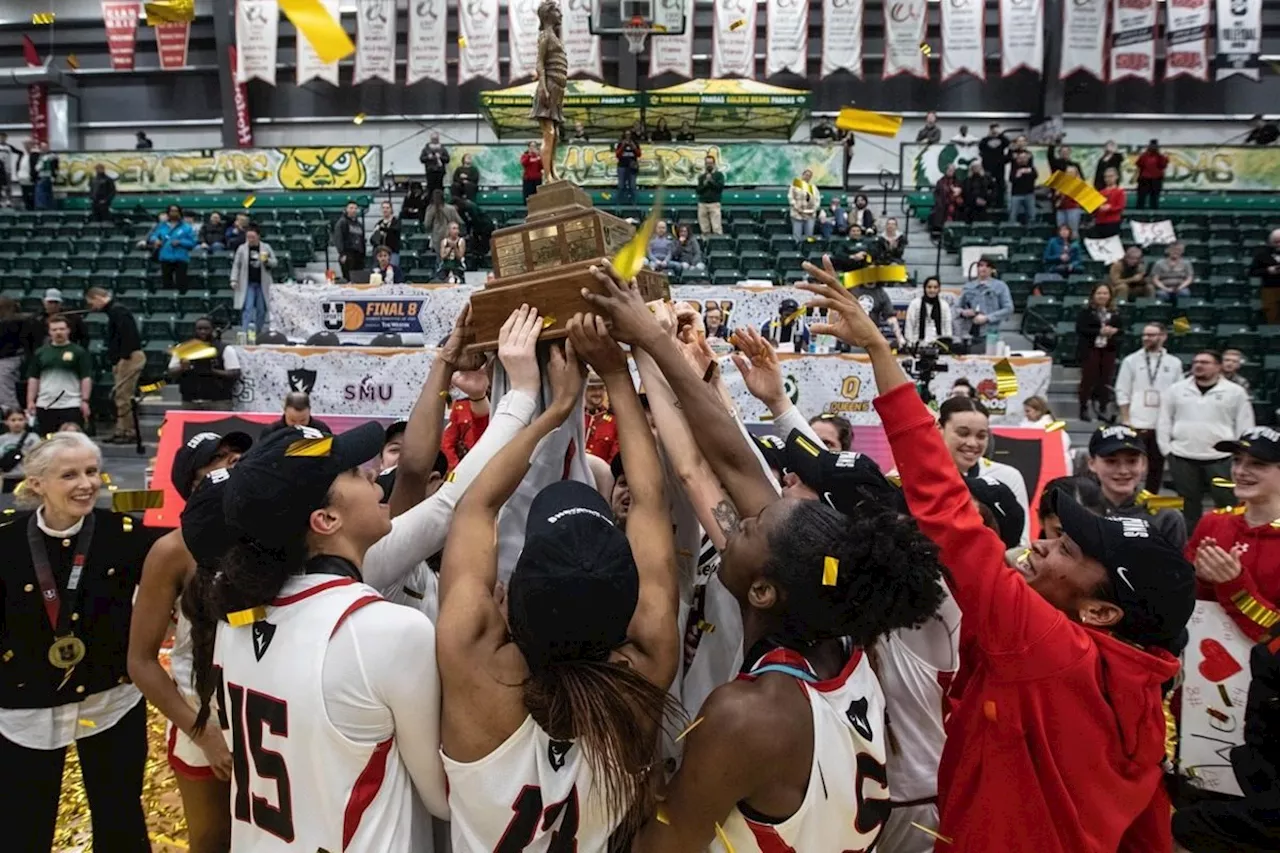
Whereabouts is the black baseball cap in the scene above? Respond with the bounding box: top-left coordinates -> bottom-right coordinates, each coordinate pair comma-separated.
181,468 -> 238,568
609,453 -> 625,481
1089,425 -> 1146,458
782,429 -> 898,516
1048,488 -> 1196,650
1215,426 -> 1280,463
752,432 -> 786,475
384,421 -> 407,445
966,475 -> 1025,549
779,298 -> 800,315
223,423 -> 385,552
171,430 -> 253,499
507,480 -> 639,671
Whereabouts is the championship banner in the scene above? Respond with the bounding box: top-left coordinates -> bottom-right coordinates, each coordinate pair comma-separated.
562,0 -> 602,80
102,0 -> 141,71
882,0 -> 928,79
154,21 -> 191,70
407,0 -> 447,85
650,0 -> 695,78
766,0 -> 809,76
269,283 -> 474,345
507,0 -> 541,81
354,0 -> 396,84
1165,0 -> 1210,81
1180,601 -> 1254,796
236,0 -> 280,85
53,147 -> 382,193
1110,0 -> 1156,84
1215,0 -> 1261,82
999,0 -> 1044,76
1061,0 -> 1107,80
711,0 -> 757,79
230,46 -> 254,147
297,0 -> 340,85
940,0 -> 985,81
457,0 -> 500,84
820,0 -> 863,78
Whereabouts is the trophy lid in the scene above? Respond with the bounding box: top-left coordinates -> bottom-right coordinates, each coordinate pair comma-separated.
526,180 -> 595,220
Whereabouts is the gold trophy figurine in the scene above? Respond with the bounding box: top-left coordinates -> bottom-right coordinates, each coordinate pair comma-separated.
531,0 -> 567,182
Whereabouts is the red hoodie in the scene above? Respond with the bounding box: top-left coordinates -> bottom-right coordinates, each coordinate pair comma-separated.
1186,506 -> 1280,641
875,383 -> 1177,853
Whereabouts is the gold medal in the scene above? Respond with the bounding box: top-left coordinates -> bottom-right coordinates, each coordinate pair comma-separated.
48,635 -> 86,669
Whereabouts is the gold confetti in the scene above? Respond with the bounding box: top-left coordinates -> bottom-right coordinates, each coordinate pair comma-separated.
822,556 -> 839,586
352,112 -> 366,125
1136,490 -> 1185,512
841,265 -> 910,287
782,307 -> 807,325
674,716 -> 705,742
113,490 -> 166,512
656,804 -> 671,825
280,0 -> 354,63
714,821 -> 736,853
910,821 -> 953,845
242,194 -> 257,209
32,11 -> 56,24
227,606 -> 266,627
729,18 -> 745,30
170,339 -> 218,361
1044,420 -> 1067,433
100,472 -> 113,484
611,189 -> 665,280
1212,477 -> 1237,489
835,107 -> 903,138
919,41 -> 933,56
458,35 -> 467,48
1043,170 -> 1106,214
139,380 -> 167,394
695,619 -> 716,634
66,53 -> 80,69
2,649 -> 13,661
122,516 -> 134,533
542,316 -> 557,329
285,436 -> 334,457
78,718 -> 97,728
1172,316 -> 1191,334
993,358 -> 1018,398
1218,683 -> 1232,707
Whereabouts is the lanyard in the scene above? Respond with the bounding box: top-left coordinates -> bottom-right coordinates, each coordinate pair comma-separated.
1144,351 -> 1162,387
26,512 -> 96,635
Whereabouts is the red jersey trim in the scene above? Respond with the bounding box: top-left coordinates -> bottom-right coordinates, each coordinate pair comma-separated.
272,577 -> 358,606
330,595 -> 384,639
343,736 -> 394,850
745,819 -> 799,852
740,645 -> 866,694
167,722 -> 216,780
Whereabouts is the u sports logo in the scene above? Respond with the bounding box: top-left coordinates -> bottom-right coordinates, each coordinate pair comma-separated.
321,302 -> 346,331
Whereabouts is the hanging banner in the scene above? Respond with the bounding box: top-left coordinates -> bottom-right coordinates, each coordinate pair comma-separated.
711,0 -> 757,79
236,0 -> 280,85
155,21 -> 191,70
54,147 -> 382,193
458,0 -> 500,85
650,0 -> 695,78
1000,0 -> 1044,76
507,0 -> 540,81
1110,0 -> 1156,84
1179,601 -> 1254,797
407,0 -> 447,85
940,0 -> 985,81
562,0 -> 603,79
230,46 -> 254,147
766,0 -> 809,76
24,36 -> 47,146
102,0 -> 141,71
821,0 -> 864,77
883,0 -> 928,79
1215,0 -> 1261,82
1061,0 -> 1107,79
354,0 -> 396,83
297,0 -> 340,85
1165,0 -> 1210,81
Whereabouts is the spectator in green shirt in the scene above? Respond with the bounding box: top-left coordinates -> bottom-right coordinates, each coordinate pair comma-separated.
25,316 -> 93,435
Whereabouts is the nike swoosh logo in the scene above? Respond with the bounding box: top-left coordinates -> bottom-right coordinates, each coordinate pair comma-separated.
1116,566 -> 1135,591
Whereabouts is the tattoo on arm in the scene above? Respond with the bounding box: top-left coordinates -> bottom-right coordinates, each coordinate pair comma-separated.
710,500 -> 741,538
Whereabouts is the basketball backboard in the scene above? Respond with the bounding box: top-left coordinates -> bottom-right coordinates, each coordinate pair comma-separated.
588,0 -> 688,35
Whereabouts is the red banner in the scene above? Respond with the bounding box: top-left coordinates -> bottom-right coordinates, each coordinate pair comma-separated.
155,21 -> 191,69
229,45 -> 254,148
28,85 -> 48,145
102,0 -> 140,70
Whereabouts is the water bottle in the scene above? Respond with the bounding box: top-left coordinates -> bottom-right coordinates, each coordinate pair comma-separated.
247,328 -> 257,346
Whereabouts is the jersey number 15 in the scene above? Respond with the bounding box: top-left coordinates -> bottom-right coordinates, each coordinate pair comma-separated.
216,666 -> 295,842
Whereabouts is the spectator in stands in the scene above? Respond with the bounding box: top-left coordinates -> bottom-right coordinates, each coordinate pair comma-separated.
917,111 -> 942,144
950,377 -> 977,399
1108,245 -> 1149,300
434,224 -> 465,284
369,200 -> 401,265
850,193 -> 875,232
957,258 -> 1012,350
645,220 -> 676,271
1053,164 -> 1085,236
372,245 -> 405,285
669,224 -> 704,276
1159,349 -> 1256,529
224,212 -> 249,253
839,224 -> 874,270
675,120 -> 695,142
1087,425 -> 1187,549
876,217 -> 907,263
135,131 -> 153,150
332,200 -> 366,280
262,392 -> 332,435
951,124 -> 979,150
695,155 -> 724,235
230,226 -> 276,336
979,123 -> 1010,204
569,121 -> 589,142
88,164 -> 115,222
761,298 -> 810,352
25,316 -> 92,435
1047,137 -> 1081,175
961,161 -> 995,223
904,275 -> 953,346
1043,224 -> 1082,276
33,141 -> 57,210
401,181 -> 428,222
1249,228 -> 1280,323
23,289 -> 89,353
19,138 -> 35,210
424,188 -> 463,253
441,368 -> 490,468
1093,167 -> 1127,239
167,317 -> 240,409
1076,282 -> 1123,422
147,204 -> 196,292
197,211 -> 225,251
1246,114 -> 1279,145
1006,149 -> 1037,225
455,197 -> 492,257
1093,139 -> 1125,189
1223,348 -> 1252,395
703,304 -> 726,344
0,133 -> 19,207
450,153 -> 480,203
1135,139 -> 1169,210
0,407 -> 39,492
930,162 -> 963,232
1115,322 -> 1182,492
789,168 -> 820,240
818,196 -> 848,239
629,119 -> 649,143
1150,241 -> 1194,304
0,298 -> 23,415
85,287 -> 143,443
808,413 -> 853,452
650,117 -> 673,142
615,130 -> 642,206
520,141 -> 543,202
419,131 -> 450,194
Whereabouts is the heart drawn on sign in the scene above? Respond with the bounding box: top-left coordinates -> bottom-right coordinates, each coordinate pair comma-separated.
1198,638 -> 1243,683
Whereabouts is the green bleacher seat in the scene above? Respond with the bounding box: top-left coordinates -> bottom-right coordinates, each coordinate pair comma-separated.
142,315 -> 176,344
147,291 -> 179,314
1214,301 -> 1255,326
744,268 -> 776,284
707,251 -> 735,272
1180,299 -> 1215,327
1050,321 -> 1079,366
178,292 -> 209,314
142,342 -> 172,379
1217,324 -> 1260,353
712,270 -> 739,286
83,313 -> 109,338
117,289 -> 147,314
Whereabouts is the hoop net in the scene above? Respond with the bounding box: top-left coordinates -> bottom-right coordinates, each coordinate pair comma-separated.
624,16 -> 650,54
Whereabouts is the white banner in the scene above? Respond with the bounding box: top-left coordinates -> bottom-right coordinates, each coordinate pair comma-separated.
353,0 -> 396,83
1000,0 -> 1044,76
821,0 -> 864,77
1061,0 -> 1107,79
296,0 -> 340,85
507,0 -> 541,80
766,0 -> 809,76
1180,602 -> 1253,797
650,0 -> 695,77
458,0 -> 501,84
1215,0 -> 1262,82
407,0 -> 448,85
941,0 -> 985,81
1110,0 -> 1157,83
711,0 -> 757,79
882,0 -> 928,79
562,0 -> 602,79
1130,219 -> 1177,246
235,0 -> 279,85
1165,0 -> 1211,81
1085,235 -> 1125,264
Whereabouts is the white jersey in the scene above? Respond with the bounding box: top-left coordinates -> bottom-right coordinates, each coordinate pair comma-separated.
170,610 -> 195,702
442,715 -> 617,853
213,577 -> 415,853
714,645 -> 890,853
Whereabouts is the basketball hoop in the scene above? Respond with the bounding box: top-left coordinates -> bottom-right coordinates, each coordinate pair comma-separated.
623,15 -> 650,54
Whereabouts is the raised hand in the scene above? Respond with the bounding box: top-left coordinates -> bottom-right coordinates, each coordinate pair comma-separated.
730,326 -> 787,410
1194,541 -> 1245,585
580,261 -> 662,346
796,255 -> 888,351
452,368 -> 490,400
439,304 -> 485,371
566,312 -> 629,377
497,304 -> 543,394
545,341 -> 585,415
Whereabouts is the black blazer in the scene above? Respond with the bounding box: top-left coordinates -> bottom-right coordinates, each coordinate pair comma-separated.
1075,306 -> 1124,357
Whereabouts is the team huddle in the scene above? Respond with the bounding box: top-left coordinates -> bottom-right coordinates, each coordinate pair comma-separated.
129,259 -> 1205,853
